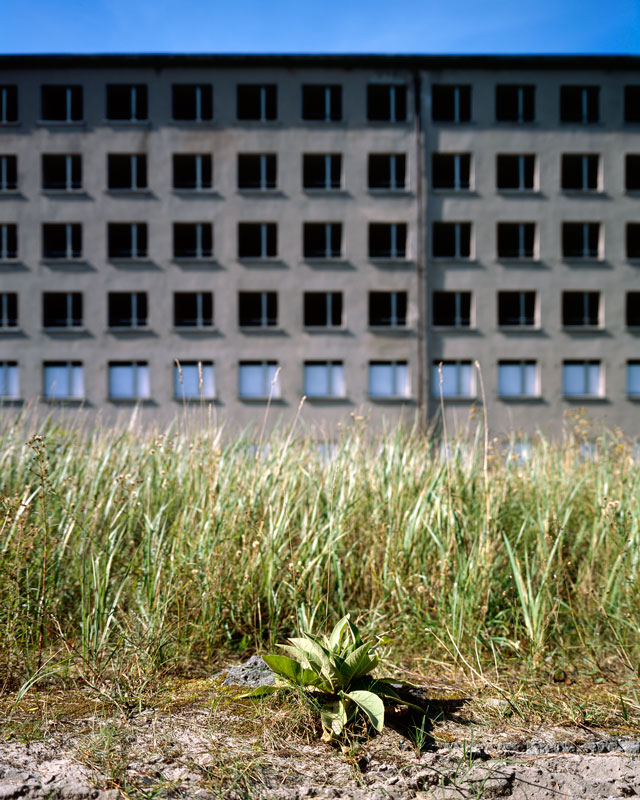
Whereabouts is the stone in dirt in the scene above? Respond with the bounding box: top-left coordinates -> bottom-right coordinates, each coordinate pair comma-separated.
221,655 -> 276,687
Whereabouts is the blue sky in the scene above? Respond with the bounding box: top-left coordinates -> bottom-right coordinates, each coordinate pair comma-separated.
1,0 -> 639,54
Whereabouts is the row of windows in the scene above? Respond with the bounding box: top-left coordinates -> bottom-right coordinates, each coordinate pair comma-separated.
2,359 -> 640,402
4,221 -> 640,263
3,82 -> 640,125
0,360 -> 410,401
5,152 -> 640,194
0,291 -> 403,329
0,222 -> 408,261
4,290 -> 640,331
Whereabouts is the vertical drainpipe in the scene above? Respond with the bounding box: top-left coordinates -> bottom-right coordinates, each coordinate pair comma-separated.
413,68 -> 428,429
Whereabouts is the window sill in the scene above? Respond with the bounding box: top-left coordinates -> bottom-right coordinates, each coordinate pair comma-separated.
562,257 -> 604,265
431,119 -> 475,126
37,120 -> 86,129
41,397 -> 86,405
433,395 -> 477,403
431,257 -> 477,265
172,189 -> 219,198
496,189 -> 540,196
498,325 -> 541,332
235,119 -> 281,126
303,188 -> 346,196
41,259 -> 88,268
108,258 -> 154,266
103,119 -> 151,128
627,394 -> 640,401
42,190 -> 89,198
109,397 -> 154,404
237,189 -> 284,197
173,326 -> 217,333
627,326 -> 640,333
368,395 -> 415,403
172,257 -> 219,267
430,325 -> 474,333
304,257 -> 347,266
561,189 -> 603,196
173,395 -> 217,403
0,397 -> 23,405
497,257 -> 540,265
169,119 -> 217,127
239,326 -> 284,335
563,394 -> 607,402
559,120 -> 602,126
0,327 -> 21,334
0,121 -> 21,129
498,394 -> 543,402
366,118 -> 411,126
238,396 -> 285,403
369,257 -> 412,267
42,326 -> 88,334
0,190 -> 21,199
305,395 -> 348,402
107,326 -> 153,334
562,325 -> 604,333
368,188 -> 412,196
106,189 -> 153,197
431,188 -> 476,195
238,257 -> 285,267
368,325 -> 411,333
626,258 -> 640,265
303,326 -> 347,334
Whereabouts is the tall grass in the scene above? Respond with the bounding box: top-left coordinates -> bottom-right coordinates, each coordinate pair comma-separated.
1,411 -> 639,693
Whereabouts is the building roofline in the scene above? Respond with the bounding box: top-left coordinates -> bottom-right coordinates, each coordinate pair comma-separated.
1,53 -> 640,70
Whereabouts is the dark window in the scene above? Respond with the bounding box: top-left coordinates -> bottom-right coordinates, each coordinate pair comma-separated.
173,223 -> 213,259
302,85 -> 341,121
303,154 -> 341,189
107,154 -> 147,190
303,292 -> 342,327
0,293 -> 17,328
107,223 -> 148,259
496,155 -> 535,190
42,154 -> 82,191
0,85 -> 18,123
41,85 -> 82,122
238,292 -> 278,327
238,223 -> 277,258
108,292 -> 148,328
173,292 -> 213,327
303,223 -> 342,259
369,223 -> 407,259
497,223 -> 535,259
560,86 -> 599,123
368,154 -> 406,190
106,84 -> 148,121
562,223 -> 600,259
624,86 -> 640,123
432,222 -> 471,258
432,291 -> 471,327
562,291 -> 600,326
237,85 -> 277,121
42,292 -> 82,328
431,85 -> 471,122
237,154 -> 277,190
369,291 -> 407,326
561,155 -> 599,190
495,85 -> 535,122
432,154 -> 471,190
626,292 -> 640,326
172,154 -> 212,190
172,84 -> 213,121
367,84 -> 407,122
0,155 -> 17,191
627,223 -> 640,259
0,224 -> 17,259
498,291 -> 536,326
42,224 -> 81,259
625,155 -> 640,191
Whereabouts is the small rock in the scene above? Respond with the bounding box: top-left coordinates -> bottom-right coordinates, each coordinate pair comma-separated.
0,786 -> 27,800
484,697 -> 511,714
221,656 -> 275,688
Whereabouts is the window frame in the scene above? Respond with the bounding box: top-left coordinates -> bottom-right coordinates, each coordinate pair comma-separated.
42,292 -> 83,329
107,222 -> 148,260
432,360 -> 475,399
431,290 -> 472,329
108,361 -> 150,401
171,84 -> 213,122
431,84 -> 472,123
301,84 -> 342,122
0,155 -> 18,192
0,223 -> 18,261
303,222 -> 343,260
107,154 -> 148,192
561,291 -> 601,329
106,84 -> 148,122
495,84 -> 535,123
0,86 -> 18,124
172,154 -> 213,192
303,361 -> 346,399
0,292 -> 17,329
107,292 -> 148,330
368,153 -> 407,191
432,222 -> 472,260
236,84 -> 277,122
562,222 -> 601,261
237,222 -> 278,260
174,360 -> 215,400
626,361 -> 640,398
497,291 -> 537,329
0,361 -> 18,398
302,153 -> 342,191
496,154 -> 536,192
41,154 -> 82,193
368,291 -> 408,328
368,222 -> 408,261
40,85 -> 83,124
562,360 -> 603,398
173,222 -> 213,261
173,292 -> 214,329
42,361 -> 84,400
560,85 -> 600,124
367,84 -> 408,123
238,291 -> 278,329
431,153 -> 472,191
238,361 -> 281,400
497,222 -> 537,261
497,360 -> 539,399
368,360 -> 411,399
303,291 -> 343,329
561,154 -> 600,193
237,153 -> 277,192
42,223 -> 81,261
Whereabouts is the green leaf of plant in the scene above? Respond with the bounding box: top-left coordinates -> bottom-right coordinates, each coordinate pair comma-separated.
287,637 -> 333,685
345,690 -> 385,731
262,654 -> 304,685
342,643 -> 378,684
235,684 -> 278,699
320,698 -> 347,736
328,615 -> 350,651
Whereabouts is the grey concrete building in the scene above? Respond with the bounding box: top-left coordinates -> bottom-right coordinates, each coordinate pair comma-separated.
1,54 -> 639,437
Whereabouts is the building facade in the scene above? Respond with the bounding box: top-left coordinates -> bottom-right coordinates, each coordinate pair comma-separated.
1,54 -> 639,437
